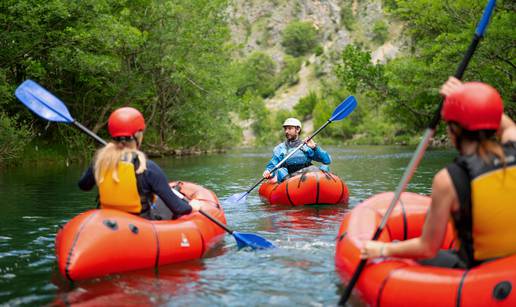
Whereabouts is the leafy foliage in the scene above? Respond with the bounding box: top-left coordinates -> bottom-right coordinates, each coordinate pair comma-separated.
372,20 -> 389,44
234,52 -> 277,98
0,0 -> 241,164
0,113 -> 33,164
276,55 -> 302,88
336,0 -> 515,134
294,91 -> 319,120
281,21 -> 319,57
339,1 -> 355,31
390,0 -> 515,118
312,86 -> 361,140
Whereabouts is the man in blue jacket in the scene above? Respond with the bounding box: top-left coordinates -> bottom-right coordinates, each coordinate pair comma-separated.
262,118 -> 331,183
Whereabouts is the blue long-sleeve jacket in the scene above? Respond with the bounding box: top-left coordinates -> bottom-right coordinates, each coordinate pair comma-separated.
265,141 -> 331,181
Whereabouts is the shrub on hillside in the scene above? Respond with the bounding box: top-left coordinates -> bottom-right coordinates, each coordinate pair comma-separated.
281,21 -> 319,57
275,55 -> 302,88
314,45 -> 324,56
372,20 -> 389,44
251,98 -> 293,146
235,52 -> 277,98
340,1 -> 355,31
294,91 -> 318,120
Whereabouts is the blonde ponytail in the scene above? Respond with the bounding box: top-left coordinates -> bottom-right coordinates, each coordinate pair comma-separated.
94,140 -> 147,184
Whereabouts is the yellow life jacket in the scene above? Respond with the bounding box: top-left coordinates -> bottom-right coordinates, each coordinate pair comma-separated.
449,141 -> 516,267
97,153 -> 145,214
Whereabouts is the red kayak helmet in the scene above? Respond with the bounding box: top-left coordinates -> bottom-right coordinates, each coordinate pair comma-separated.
108,107 -> 146,138
441,82 -> 503,131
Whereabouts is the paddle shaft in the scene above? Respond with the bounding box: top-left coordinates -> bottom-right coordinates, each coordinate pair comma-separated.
170,188 -> 234,234
72,121 -> 107,146
338,1 -> 496,304
199,209 -> 233,234
240,118 -> 334,198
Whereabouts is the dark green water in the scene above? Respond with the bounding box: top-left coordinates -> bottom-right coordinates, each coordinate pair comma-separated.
0,146 -> 455,306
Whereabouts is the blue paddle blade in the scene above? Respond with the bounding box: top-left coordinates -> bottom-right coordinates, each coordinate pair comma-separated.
233,231 -> 275,250
475,0 -> 496,37
15,80 -> 74,123
226,192 -> 249,204
329,95 -> 357,122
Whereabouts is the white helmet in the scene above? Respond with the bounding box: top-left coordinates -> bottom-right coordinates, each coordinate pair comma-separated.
282,118 -> 302,129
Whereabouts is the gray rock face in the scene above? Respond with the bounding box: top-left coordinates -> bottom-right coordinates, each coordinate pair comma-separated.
228,0 -> 405,144
228,0 -> 352,62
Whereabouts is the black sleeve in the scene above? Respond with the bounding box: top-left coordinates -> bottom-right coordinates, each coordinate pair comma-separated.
78,165 -> 96,191
145,160 -> 193,217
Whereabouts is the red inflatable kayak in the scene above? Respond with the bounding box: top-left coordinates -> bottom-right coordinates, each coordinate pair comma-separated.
335,192 -> 516,306
258,168 -> 349,206
55,181 -> 226,281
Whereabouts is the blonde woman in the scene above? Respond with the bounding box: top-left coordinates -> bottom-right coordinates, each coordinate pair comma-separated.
78,107 -> 201,219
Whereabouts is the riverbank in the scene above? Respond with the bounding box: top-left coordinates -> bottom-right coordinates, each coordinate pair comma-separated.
1,135 -> 452,169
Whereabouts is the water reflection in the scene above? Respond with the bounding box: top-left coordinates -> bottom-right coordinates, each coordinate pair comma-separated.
52,261 -> 206,306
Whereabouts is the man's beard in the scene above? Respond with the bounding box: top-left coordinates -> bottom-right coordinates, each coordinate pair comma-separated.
285,133 -> 298,140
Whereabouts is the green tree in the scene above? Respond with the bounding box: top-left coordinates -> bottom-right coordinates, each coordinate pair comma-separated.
390,0 -> 515,118
294,91 -> 318,120
276,55 -> 302,88
0,0 -> 242,164
234,52 -> 277,98
131,0 -> 240,149
312,86 -> 361,140
336,45 -> 387,103
281,21 -> 319,57
335,0 -> 515,133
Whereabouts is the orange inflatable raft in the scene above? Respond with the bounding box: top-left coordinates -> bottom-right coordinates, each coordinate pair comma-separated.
335,192 -> 516,307
258,168 -> 349,206
55,181 -> 226,281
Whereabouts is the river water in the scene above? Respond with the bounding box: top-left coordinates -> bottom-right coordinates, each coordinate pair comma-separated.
0,146 -> 455,306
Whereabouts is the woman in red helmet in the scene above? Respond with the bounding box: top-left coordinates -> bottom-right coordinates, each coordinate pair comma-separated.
78,107 -> 201,219
360,77 -> 516,268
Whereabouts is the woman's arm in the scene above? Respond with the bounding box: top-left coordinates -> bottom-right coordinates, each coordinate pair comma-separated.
145,161 -> 193,217
499,114 -> 516,143
361,169 -> 457,259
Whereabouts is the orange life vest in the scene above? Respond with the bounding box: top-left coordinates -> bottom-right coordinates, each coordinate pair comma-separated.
98,153 -> 147,214
449,141 -> 516,266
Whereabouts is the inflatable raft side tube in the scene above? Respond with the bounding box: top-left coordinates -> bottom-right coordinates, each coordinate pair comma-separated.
376,267 -> 400,307
337,178 -> 345,204
315,171 -> 320,204
150,223 -> 160,268
65,211 -> 99,281
285,180 -> 294,206
456,270 -> 469,307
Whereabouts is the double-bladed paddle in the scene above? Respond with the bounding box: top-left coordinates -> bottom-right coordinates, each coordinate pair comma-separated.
226,95 -> 358,204
15,80 -> 275,250
338,0 -> 497,305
